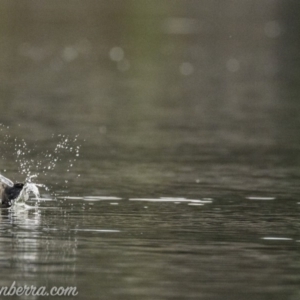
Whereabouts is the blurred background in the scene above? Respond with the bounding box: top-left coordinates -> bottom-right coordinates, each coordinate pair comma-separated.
0,1 -> 300,299
0,0 -> 299,198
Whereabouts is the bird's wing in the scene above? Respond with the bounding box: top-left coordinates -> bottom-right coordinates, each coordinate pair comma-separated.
0,174 -> 14,187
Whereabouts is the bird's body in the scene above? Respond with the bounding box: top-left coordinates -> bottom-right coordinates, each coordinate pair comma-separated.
0,174 -> 24,208
1,182 -> 24,208
0,174 -> 41,208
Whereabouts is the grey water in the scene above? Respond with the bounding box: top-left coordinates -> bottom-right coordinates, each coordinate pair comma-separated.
1,1 -> 300,299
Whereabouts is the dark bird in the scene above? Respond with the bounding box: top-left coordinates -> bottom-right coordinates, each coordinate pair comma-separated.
0,175 -> 24,208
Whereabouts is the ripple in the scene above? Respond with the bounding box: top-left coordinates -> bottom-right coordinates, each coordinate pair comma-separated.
70,229 -> 120,233
31,198 -> 55,201
262,237 -> 293,241
59,196 -> 122,201
129,197 -> 212,204
83,196 -> 122,201
246,196 -> 275,201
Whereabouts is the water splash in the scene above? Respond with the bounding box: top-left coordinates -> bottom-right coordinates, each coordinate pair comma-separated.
1,126 -> 81,205
14,134 -> 81,178
0,173 -> 42,208
15,182 -> 42,204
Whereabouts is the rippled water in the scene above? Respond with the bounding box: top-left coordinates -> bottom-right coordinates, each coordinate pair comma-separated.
1,1 -> 300,300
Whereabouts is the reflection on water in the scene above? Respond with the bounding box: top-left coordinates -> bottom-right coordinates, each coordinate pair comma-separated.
0,1 -> 300,300
1,196 -> 300,300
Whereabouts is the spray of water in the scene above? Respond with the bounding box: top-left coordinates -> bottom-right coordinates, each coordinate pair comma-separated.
16,175 -> 42,203
14,134 -> 80,179
1,125 -> 81,207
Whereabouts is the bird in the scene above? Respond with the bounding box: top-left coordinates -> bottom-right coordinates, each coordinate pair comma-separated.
0,174 -> 24,208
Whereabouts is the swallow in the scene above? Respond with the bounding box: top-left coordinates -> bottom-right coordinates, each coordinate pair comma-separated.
0,174 -> 24,208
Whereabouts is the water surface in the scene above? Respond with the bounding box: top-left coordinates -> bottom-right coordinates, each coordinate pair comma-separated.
0,1 -> 300,299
